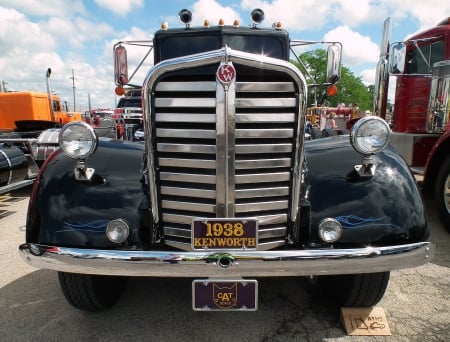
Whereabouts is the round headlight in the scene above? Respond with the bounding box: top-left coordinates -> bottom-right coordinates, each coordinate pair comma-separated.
350,116 -> 390,155
59,122 -> 97,159
318,218 -> 342,243
106,219 -> 130,244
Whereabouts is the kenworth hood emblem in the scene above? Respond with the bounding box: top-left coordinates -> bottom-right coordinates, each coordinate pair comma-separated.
216,62 -> 236,84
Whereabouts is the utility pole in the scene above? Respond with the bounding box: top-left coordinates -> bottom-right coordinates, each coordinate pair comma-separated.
69,69 -> 76,111
1,80 -> 7,92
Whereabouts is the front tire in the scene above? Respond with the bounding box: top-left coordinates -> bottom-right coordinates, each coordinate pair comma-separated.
326,272 -> 390,307
435,156 -> 450,232
304,272 -> 390,307
58,272 -> 127,311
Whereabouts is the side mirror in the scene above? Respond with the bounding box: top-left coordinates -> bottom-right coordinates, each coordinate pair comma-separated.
114,44 -> 128,85
326,43 -> 342,84
389,42 -> 406,74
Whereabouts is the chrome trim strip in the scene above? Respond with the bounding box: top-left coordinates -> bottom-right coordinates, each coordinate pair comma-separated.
0,148 -> 13,185
158,158 -> 216,169
163,213 -> 197,225
162,200 -> 215,213
155,98 -> 216,107
235,187 -> 290,198
235,200 -> 289,212
226,76 -> 236,217
235,144 -> 292,154
157,143 -> 216,154
215,70 -> 227,217
236,172 -> 290,183
159,172 -> 216,184
156,81 -> 216,91
236,113 -> 295,123
237,98 -> 297,108
236,82 -> 295,92
235,158 -> 291,169
19,242 -> 434,277
156,129 -> 216,139
156,113 -> 216,123
161,186 -> 216,198
236,128 -> 294,138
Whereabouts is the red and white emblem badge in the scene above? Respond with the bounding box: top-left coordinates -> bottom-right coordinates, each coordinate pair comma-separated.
216,63 -> 236,84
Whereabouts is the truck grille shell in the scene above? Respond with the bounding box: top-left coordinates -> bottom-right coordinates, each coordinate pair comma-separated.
143,49 -> 306,251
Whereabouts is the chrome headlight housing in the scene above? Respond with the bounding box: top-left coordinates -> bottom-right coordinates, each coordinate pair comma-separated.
59,122 -> 98,159
350,116 -> 390,155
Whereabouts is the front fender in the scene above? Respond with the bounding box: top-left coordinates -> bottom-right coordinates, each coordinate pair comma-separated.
304,136 -> 429,245
26,139 -> 150,248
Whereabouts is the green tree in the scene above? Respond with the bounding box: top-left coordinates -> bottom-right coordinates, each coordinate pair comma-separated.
292,49 -> 373,111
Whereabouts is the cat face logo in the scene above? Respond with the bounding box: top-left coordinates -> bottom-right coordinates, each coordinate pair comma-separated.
217,63 -> 236,84
213,283 -> 238,309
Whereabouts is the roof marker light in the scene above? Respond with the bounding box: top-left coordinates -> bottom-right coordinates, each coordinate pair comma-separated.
233,20 -> 240,28
273,21 -> 282,30
204,19 -> 210,28
161,22 -> 168,30
218,18 -> 224,26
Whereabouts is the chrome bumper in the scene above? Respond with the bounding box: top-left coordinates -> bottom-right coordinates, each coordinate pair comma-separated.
19,242 -> 434,277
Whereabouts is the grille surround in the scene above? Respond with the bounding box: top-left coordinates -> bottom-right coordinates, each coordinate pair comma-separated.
142,47 -> 307,251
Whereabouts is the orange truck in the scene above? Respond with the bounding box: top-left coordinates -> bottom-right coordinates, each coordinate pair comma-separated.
0,91 -> 81,132
0,69 -> 82,194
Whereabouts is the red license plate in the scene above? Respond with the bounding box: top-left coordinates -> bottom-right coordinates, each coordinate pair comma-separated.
192,279 -> 258,311
192,218 -> 258,250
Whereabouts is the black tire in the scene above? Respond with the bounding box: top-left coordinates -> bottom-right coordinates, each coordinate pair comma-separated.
435,156 -> 450,232
58,272 -> 127,311
309,127 -> 322,139
325,272 -> 390,307
321,128 -> 337,137
303,272 -> 390,307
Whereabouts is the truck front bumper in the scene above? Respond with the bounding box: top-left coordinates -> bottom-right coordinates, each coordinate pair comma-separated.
19,242 -> 434,277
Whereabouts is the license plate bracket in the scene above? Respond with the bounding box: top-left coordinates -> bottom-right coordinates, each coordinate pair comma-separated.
192,218 -> 258,250
192,279 -> 258,311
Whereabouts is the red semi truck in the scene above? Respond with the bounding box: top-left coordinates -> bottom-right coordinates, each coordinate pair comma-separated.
374,17 -> 450,231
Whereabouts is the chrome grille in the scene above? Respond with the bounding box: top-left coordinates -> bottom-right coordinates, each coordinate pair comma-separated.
152,74 -> 298,251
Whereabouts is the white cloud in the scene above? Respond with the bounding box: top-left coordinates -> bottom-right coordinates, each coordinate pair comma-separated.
95,0 -> 144,16
324,26 -> 379,66
191,0 -> 242,26
360,68 -> 376,86
0,0 -> 86,17
240,0 -> 332,31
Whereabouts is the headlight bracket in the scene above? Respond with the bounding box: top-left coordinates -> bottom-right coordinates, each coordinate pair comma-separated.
74,159 -> 95,181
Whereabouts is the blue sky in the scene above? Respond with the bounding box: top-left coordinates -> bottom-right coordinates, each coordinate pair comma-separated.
1,0 -> 449,111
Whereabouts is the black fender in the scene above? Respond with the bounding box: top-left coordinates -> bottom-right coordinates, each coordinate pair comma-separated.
26,139 -> 150,248
304,136 -> 429,245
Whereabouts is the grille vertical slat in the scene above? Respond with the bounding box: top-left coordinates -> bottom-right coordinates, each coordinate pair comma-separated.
153,74 -> 298,251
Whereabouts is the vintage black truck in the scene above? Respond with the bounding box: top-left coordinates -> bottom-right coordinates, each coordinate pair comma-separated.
19,9 -> 433,311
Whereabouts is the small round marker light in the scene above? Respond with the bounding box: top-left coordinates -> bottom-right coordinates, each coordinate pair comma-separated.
273,21 -> 283,30
115,86 -> 125,96
233,19 -> 240,27
318,218 -> 342,243
106,219 -> 130,244
218,18 -> 225,26
161,22 -> 168,30
327,84 -> 338,96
